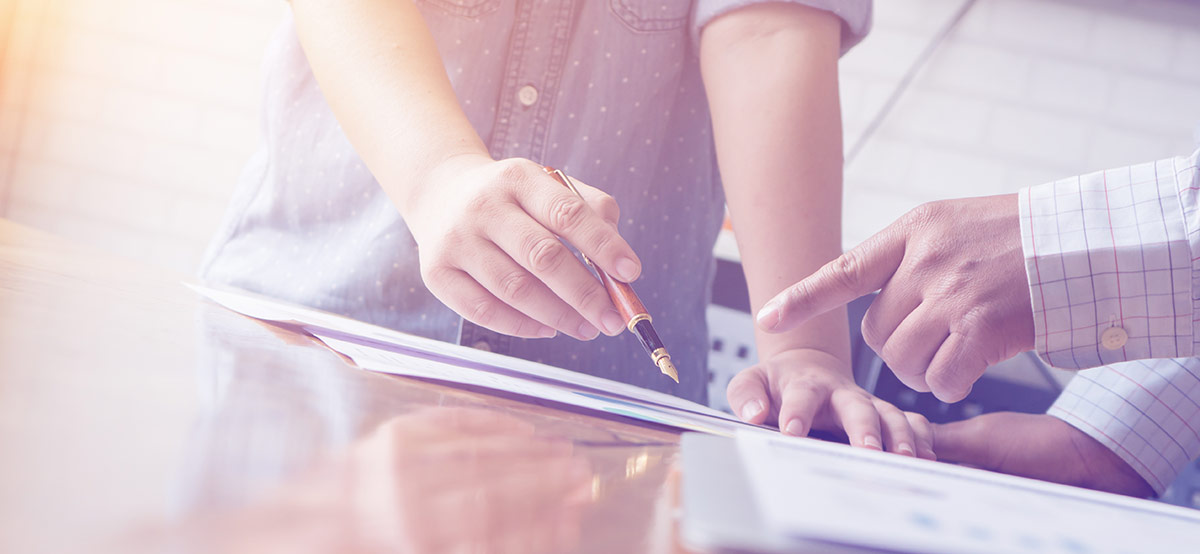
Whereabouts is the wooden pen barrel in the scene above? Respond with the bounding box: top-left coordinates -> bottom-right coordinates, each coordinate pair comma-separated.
596,270 -> 648,326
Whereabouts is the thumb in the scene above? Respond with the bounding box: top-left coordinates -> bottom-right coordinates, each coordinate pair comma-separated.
757,224 -> 907,334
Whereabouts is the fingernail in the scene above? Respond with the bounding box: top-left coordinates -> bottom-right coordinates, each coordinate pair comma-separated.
862,436 -> 882,450
600,310 -> 624,336
577,321 -> 599,340
784,419 -> 805,436
756,301 -> 780,330
537,326 -> 557,338
897,442 -> 915,456
615,257 -> 640,282
740,400 -> 764,421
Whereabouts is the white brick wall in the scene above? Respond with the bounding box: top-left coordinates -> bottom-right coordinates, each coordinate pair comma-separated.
840,0 -> 1200,247
0,0 -> 283,273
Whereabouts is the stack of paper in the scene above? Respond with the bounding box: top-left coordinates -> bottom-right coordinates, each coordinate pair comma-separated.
191,284 -> 762,436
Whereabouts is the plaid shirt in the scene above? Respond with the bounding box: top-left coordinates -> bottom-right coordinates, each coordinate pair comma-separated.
1021,149 -> 1200,494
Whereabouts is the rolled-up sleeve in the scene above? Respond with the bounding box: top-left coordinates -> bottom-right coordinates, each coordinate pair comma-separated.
692,0 -> 872,55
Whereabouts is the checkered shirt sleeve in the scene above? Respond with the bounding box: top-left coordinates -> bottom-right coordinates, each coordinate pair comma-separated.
1049,357 -> 1200,495
1019,150 -> 1200,369
1022,149 -> 1200,495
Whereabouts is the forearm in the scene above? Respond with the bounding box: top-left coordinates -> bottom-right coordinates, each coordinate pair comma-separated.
291,0 -> 488,214
700,3 -> 849,361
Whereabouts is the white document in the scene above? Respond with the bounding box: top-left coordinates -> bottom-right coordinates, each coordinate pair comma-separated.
190,283 -> 755,435
320,336 -> 751,436
736,431 -> 1200,554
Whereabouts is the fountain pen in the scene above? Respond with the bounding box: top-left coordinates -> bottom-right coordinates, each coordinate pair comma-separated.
543,167 -> 679,383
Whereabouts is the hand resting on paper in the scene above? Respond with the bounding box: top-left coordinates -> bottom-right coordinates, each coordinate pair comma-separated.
934,411 -> 1153,497
728,348 -> 937,459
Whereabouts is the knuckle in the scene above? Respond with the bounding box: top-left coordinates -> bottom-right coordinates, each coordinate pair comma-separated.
595,194 -> 620,220
826,251 -> 867,293
496,158 -> 536,185
783,377 -> 824,399
463,191 -> 493,216
584,227 -> 619,257
551,308 -> 577,330
497,269 -> 536,302
574,280 -> 611,313
466,299 -> 498,327
420,262 -> 455,287
440,227 -> 474,254
513,318 -> 542,338
907,411 -> 931,427
878,341 -> 913,375
871,398 -> 900,416
526,235 -> 568,273
829,385 -> 868,405
905,201 -> 940,226
954,306 -> 996,340
908,236 -> 945,267
548,195 -> 589,233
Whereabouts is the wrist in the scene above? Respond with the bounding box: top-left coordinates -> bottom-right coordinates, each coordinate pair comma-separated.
755,310 -> 852,369
397,150 -> 492,220
755,343 -> 852,374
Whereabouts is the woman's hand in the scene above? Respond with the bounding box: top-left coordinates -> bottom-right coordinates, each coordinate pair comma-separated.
292,0 -> 636,344
727,348 -> 936,459
402,155 -> 641,341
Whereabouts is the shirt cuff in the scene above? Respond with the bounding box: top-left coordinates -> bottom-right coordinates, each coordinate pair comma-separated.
692,0 -> 872,56
1018,153 -> 1197,369
1048,358 -> 1200,496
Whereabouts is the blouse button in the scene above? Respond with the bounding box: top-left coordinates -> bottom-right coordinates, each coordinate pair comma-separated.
517,85 -> 539,107
1100,326 -> 1128,350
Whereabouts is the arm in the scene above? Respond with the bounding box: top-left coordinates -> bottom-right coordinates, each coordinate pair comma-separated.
292,0 -> 485,202
700,3 -> 930,456
758,149 -> 1200,402
290,0 -> 641,341
931,353 -> 1200,499
933,410 -> 1154,498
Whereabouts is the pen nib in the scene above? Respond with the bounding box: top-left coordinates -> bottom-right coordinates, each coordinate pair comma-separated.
657,357 -> 679,383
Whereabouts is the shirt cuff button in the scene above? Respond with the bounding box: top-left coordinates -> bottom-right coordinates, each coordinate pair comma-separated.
1100,326 -> 1128,350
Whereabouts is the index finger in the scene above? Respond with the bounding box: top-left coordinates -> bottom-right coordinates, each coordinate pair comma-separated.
757,224 -> 908,333
521,174 -> 642,283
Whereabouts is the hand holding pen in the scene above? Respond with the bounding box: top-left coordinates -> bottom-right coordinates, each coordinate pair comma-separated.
401,155 -> 642,341
544,167 -> 678,383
